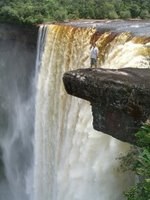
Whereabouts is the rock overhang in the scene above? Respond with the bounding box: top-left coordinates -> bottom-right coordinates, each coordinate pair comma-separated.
63,68 -> 150,144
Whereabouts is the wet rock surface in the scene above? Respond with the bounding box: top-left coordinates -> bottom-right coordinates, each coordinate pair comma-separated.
63,68 -> 150,144
0,23 -> 38,97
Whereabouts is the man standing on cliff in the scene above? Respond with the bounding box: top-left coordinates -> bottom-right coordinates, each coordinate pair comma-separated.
90,43 -> 99,68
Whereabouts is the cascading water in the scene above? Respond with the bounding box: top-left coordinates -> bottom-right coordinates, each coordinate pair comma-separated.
34,22 -> 150,200
0,21 -> 149,200
0,26 -> 37,200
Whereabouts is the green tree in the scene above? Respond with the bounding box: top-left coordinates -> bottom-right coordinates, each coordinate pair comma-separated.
0,0 -> 150,24
130,4 -> 140,18
121,124 -> 150,200
120,10 -> 131,19
140,10 -> 150,19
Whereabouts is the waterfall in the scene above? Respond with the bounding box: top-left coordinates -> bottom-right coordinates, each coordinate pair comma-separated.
0,22 -> 148,200
33,23 -> 149,200
0,26 -> 36,200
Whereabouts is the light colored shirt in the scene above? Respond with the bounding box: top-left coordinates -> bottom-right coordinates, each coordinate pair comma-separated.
90,46 -> 99,59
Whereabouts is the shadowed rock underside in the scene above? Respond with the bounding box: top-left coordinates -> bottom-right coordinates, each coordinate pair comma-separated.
63,68 -> 150,144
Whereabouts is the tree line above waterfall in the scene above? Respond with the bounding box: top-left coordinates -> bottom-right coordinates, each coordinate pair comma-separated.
0,0 -> 150,25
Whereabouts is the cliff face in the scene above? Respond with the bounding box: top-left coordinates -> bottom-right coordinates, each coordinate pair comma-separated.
0,24 -> 38,43
0,23 -> 38,95
0,24 -> 38,187
63,68 -> 150,145
0,23 -> 38,132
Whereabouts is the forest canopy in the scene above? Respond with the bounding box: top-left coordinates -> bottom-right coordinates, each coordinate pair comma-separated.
0,0 -> 150,25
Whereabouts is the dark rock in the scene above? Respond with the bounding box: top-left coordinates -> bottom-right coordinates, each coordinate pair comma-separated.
0,24 -> 38,137
0,23 -> 38,99
63,68 -> 150,144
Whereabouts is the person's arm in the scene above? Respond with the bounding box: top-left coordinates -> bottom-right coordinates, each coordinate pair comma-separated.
96,47 -> 99,57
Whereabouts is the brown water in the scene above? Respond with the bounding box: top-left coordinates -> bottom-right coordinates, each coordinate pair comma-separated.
33,21 -> 149,200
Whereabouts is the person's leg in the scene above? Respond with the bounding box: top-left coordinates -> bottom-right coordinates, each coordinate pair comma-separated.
95,59 -> 97,68
93,58 -> 97,68
90,58 -> 94,68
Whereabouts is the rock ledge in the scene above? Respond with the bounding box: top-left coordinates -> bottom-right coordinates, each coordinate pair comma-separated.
63,68 -> 150,144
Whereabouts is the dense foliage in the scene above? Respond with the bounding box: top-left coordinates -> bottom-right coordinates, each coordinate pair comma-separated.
0,0 -> 150,25
121,124 -> 150,200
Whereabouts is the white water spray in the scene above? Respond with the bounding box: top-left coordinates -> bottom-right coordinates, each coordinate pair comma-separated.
0,22 -> 149,200
0,28 -> 36,200
32,24 -> 150,200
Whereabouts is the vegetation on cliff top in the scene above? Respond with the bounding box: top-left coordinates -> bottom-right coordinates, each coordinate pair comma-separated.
121,124 -> 150,200
0,0 -> 150,25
